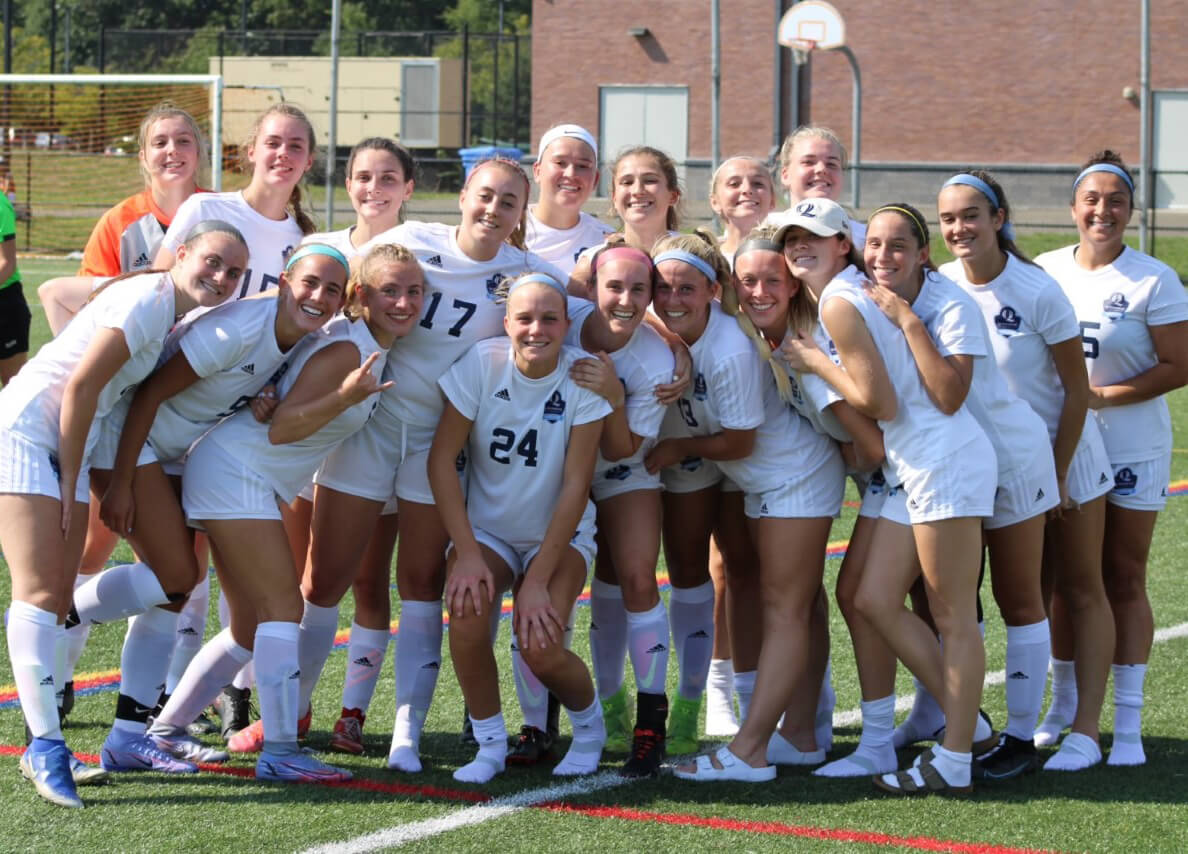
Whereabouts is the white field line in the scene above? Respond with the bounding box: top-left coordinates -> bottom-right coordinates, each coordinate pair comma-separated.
298,771 -> 629,854
304,620 -> 1188,853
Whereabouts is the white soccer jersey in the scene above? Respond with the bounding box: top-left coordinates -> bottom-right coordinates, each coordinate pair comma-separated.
0,272 -> 175,463
786,366 -> 849,443
526,209 -> 615,275
301,227 -> 360,259
820,266 -> 986,486
438,338 -> 611,551
911,271 -> 1050,476
1038,245 -> 1188,462
205,314 -> 388,503
361,220 -> 568,427
565,297 -> 674,477
161,191 -> 303,299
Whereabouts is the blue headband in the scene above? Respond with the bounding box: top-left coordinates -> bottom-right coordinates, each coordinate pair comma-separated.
653,249 -> 718,283
943,173 -> 1016,241
507,272 -> 567,299
1073,163 -> 1135,194
285,243 -> 351,278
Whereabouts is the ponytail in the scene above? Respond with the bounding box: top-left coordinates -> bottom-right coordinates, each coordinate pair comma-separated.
289,185 -> 316,235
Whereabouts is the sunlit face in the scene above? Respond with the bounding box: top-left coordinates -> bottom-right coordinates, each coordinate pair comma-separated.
782,226 -> 851,286
504,282 -> 569,376
593,256 -> 652,338
280,254 -> 348,333
359,259 -> 424,341
458,163 -> 528,249
141,116 -> 199,190
174,231 -> 247,308
937,184 -> 1004,262
780,136 -> 844,202
710,158 -> 775,228
248,114 -> 316,190
612,154 -> 678,230
1071,171 -> 1133,249
734,249 -> 795,337
533,136 -> 598,212
347,148 -> 413,228
653,258 -> 714,343
864,212 -> 929,295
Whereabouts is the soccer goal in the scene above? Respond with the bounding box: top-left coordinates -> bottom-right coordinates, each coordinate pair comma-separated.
0,73 -> 222,254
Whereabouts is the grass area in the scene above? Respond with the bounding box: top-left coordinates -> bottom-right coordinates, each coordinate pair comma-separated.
4,267 -> 1188,852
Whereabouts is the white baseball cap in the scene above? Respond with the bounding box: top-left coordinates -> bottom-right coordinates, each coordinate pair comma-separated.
773,198 -> 851,243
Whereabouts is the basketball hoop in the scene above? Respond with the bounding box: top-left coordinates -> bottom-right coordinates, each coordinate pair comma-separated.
778,1 -> 845,64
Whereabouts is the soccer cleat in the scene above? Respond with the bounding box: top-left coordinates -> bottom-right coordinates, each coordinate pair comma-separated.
228,706 -> 312,754
506,726 -> 556,766
329,709 -> 366,755
666,695 -> 701,756
151,729 -> 230,764
100,729 -> 198,773
20,740 -> 84,809
972,733 -> 1039,781
60,681 -> 75,720
460,704 -> 477,747
213,686 -> 253,741
256,750 -> 352,784
620,727 -> 664,778
601,688 -> 632,753
68,752 -> 110,786
186,711 -> 219,738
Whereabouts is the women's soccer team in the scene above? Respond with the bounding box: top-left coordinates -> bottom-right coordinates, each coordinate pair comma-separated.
2,102 -> 1184,808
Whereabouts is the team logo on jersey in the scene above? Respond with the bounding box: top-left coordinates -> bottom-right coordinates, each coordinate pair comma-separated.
281,245 -> 295,264
424,254 -> 443,268
485,273 -> 510,301
1113,467 -> 1138,495
679,456 -> 702,472
795,200 -> 820,217
994,306 -> 1022,336
494,388 -> 511,401
1103,292 -> 1129,321
543,390 -> 566,422
573,248 -> 587,263
604,464 -> 631,481
240,363 -> 255,375
788,374 -> 805,405
693,373 -> 707,401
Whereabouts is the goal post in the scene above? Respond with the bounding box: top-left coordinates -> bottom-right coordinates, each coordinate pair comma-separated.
0,73 -> 222,253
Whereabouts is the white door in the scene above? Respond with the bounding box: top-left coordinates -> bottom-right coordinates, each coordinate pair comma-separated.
1154,91 -> 1188,209
599,86 -> 689,195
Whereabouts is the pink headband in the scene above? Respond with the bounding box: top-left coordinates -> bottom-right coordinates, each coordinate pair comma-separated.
593,245 -> 654,272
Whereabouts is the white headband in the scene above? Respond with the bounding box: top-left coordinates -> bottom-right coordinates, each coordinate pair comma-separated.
536,124 -> 599,163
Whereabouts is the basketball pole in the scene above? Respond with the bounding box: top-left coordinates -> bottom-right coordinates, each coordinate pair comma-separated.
324,0 -> 342,228
1138,0 -> 1150,254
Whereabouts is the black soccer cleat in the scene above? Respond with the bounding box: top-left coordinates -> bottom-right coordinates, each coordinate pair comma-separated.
507,725 -> 557,766
213,686 -> 253,742
972,733 -> 1039,781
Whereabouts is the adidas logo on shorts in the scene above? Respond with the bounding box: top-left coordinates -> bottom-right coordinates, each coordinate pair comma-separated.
1099,472 -> 1110,485
1035,487 -> 1045,501
494,388 -> 511,401
241,363 -> 255,375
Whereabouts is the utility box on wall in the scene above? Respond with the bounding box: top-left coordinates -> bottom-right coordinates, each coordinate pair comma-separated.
212,56 -> 464,150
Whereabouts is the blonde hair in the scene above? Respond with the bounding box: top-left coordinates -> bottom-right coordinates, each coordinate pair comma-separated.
138,102 -> 208,188
344,242 -> 421,321
722,224 -> 815,405
241,103 -> 318,235
650,228 -> 731,293
463,157 -> 531,250
777,125 -> 847,172
709,155 -> 775,204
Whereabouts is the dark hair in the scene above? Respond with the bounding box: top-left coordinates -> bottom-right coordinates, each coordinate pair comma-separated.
346,138 -> 416,225
868,202 -> 936,272
945,170 -> 1037,266
242,103 -> 318,235
610,146 -> 683,232
1073,149 -> 1135,211
463,156 -> 531,250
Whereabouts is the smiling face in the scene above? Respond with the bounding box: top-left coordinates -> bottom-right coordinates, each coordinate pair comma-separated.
710,158 -> 775,231
174,231 -> 248,308
734,249 -> 795,337
141,115 -> 200,192
281,254 -> 349,334
781,225 -> 851,290
504,281 -> 569,377
653,259 -> 715,343
247,113 -> 316,192
347,147 -> 413,229
359,259 -> 425,345
780,136 -> 844,203
458,162 -> 528,256
1072,171 -> 1133,252
533,136 -> 598,215
937,183 -> 1004,264
612,154 -> 679,232
593,255 -> 653,338
864,212 -> 929,296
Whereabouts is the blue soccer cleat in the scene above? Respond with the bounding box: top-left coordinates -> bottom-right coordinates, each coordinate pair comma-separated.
100,729 -> 199,774
20,739 -> 84,808
256,750 -> 352,784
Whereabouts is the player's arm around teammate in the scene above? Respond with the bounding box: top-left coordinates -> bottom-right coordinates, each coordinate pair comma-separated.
430,273 -> 610,785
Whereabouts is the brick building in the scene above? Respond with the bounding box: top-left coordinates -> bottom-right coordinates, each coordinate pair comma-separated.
531,0 -> 1188,208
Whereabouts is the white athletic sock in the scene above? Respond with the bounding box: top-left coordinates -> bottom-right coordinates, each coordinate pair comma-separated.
1108,663 -> 1147,766
705,658 -> 738,736
166,573 -> 209,694
389,599 -> 442,772
73,561 -> 168,625
1043,731 -> 1101,771
453,711 -> 507,783
626,600 -> 669,696
63,573 -> 94,681
340,623 -> 389,714
554,699 -> 606,776
1003,619 -> 1050,741
511,635 -> 549,731
255,621 -> 301,752
589,578 -> 628,699
893,676 -> 946,748
151,628 -> 253,733
7,601 -> 63,741
734,669 -> 757,724
1035,657 -> 1077,746
668,581 -> 714,701
297,599 -> 340,715
114,607 -> 180,733
881,743 -> 971,789
815,657 -> 836,750
815,694 -> 897,777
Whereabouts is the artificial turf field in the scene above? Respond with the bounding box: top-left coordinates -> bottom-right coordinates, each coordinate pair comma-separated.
2,253 -> 1188,853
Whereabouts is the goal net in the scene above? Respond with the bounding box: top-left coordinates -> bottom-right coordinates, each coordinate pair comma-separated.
0,74 -> 223,254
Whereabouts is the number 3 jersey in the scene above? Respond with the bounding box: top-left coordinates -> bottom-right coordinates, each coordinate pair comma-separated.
438,338 -> 612,549
365,220 -> 568,429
